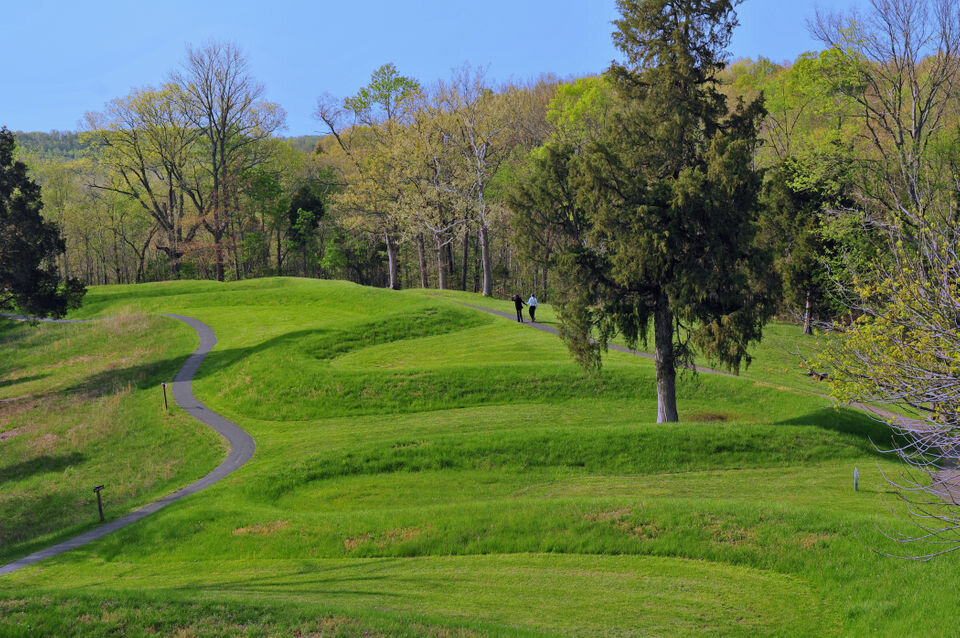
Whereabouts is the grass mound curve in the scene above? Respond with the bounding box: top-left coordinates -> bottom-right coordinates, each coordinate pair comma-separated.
1,278 -> 955,636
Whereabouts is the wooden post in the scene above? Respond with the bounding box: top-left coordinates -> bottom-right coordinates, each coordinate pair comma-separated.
93,485 -> 105,522
162,383 -> 168,411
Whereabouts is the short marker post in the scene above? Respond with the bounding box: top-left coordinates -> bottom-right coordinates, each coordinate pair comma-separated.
162,382 -> 168,411
93,485 -> 105,522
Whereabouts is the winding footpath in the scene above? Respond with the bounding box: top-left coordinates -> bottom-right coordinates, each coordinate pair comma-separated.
0,301 -> 936,575
0,314 -> 255,575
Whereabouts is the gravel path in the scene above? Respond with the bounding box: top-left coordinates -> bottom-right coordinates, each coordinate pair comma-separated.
0,314 -> 255,575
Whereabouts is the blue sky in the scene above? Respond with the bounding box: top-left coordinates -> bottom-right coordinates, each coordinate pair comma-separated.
2,1 -> 863,136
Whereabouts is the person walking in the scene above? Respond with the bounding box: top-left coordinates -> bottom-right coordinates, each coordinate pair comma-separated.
527,294 -> 538,322
511,294 -> 525,322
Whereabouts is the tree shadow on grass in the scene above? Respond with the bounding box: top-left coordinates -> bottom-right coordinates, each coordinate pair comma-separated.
775,406 -> 902,450
177,560 -> 408,599
0,373 -> 50,390
0,452 -> 85,485
46,328 -> 308,400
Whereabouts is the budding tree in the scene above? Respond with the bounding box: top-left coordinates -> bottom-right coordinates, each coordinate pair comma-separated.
172,42 -> 286,281
813,0 -> 960,557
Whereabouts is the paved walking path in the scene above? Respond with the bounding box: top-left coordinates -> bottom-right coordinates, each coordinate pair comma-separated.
0,314 -> 255,575
0,302 -> 947,574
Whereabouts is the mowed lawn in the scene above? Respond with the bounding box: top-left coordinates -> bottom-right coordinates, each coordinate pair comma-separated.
0,277 -> 954,636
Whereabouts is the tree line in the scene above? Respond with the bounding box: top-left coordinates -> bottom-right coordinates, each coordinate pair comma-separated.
3,8 -> 906,327
5,0 -> 946,420
7,0 -> 960,549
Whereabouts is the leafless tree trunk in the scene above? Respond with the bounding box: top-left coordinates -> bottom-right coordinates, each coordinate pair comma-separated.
384,231 -> 399,289
479,224 -> 493,297
460,231 -> 469,291
417,232 -> 428,287
435,234 -> 448,290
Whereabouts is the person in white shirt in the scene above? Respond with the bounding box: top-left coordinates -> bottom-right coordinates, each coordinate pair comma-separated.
527,294 -> 538,322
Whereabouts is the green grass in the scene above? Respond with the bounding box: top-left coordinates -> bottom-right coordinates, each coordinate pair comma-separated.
0,277 -> 951,636
0,312 -> 223,564
422,288 -> 830,394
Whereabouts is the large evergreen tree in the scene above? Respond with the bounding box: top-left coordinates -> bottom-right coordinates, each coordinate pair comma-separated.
514,0 -> 775,422
0,127 -> 85,317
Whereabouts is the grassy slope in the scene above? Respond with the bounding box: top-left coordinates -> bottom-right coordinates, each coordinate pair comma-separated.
421,289 -> 829,394
0,312 -> 224,564
0,278 -> 952,636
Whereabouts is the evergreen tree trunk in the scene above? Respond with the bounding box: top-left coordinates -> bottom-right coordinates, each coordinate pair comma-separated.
417,232 -> 428,287
654,289 -> 679,423
479,224 -> 493,296
385,231 -> 399,290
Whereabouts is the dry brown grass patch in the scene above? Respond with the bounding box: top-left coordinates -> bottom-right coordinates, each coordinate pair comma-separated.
232,520 -> 290,536
0,395 -> 36,420
344,526 -> 426,551
585,508 -> 661,540
700,513 -> 757,546
44,354 -> 95,371
101,311 -> 150,338
615,519 -> 662,540
29,432 -> 60,453
0,426 -> 24,442
412,625 -> 481,637
798,532 -> 832,548
291,616 -> 356,636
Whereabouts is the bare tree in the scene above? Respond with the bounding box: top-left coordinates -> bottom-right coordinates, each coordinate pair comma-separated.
172,42 -> 286,281
812,0 -> 960,217
395,90 -> 469,291
84,86 -> 202,276
436,66 -> 518,297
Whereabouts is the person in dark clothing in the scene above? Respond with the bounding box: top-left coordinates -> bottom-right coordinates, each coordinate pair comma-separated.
511,294 -> 525,322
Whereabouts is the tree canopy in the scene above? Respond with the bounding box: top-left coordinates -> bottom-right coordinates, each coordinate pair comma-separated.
0,127 -> 85,317
511,0 -> 776,422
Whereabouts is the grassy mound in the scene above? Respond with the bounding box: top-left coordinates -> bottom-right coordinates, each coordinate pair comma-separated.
0,278 -> 952,636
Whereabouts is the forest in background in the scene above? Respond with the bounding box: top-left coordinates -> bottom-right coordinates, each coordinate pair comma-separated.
8,0 -> 960,551
7,0 -> 953,333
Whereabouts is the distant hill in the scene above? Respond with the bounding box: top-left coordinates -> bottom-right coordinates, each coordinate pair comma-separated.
13,130 -> 86,160
12,130 -> 323,160
284,135 -> 323,153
